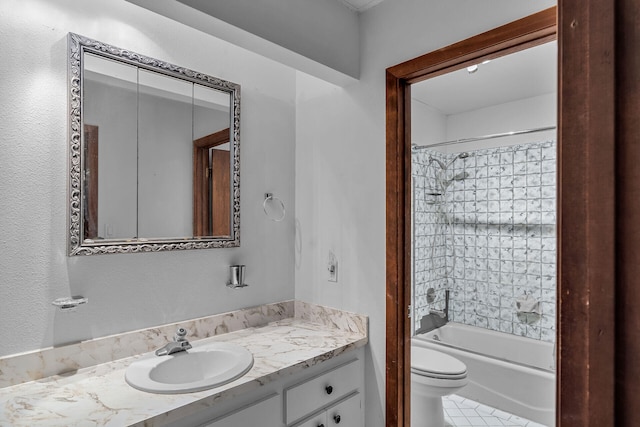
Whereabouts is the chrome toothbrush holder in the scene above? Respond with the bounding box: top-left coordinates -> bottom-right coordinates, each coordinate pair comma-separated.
227,265 -> 248,289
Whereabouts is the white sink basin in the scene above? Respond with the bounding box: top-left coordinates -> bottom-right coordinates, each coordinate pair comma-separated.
125,341 -> 254,394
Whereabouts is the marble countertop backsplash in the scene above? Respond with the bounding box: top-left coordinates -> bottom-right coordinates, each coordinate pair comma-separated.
0,300 -> 295,389
0,301 -> 368,426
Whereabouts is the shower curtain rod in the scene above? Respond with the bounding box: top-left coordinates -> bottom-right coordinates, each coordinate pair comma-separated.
411,125 -> 557,151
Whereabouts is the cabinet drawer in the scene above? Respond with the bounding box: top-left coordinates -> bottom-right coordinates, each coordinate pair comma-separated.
327,392 -> 362,426
284,358 -> 360,424
201,393 -> 282,427
292,392 -> 362,427
292,412 -> 327,427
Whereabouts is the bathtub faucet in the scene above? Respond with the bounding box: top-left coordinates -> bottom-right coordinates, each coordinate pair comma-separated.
429,290 -> 450,322
415,290 -> 450,334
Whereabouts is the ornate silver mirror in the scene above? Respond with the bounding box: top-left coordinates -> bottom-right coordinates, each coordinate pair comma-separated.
68,33 -> 240,255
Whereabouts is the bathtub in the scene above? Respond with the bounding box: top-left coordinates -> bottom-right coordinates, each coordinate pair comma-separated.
413,322 -> 556,426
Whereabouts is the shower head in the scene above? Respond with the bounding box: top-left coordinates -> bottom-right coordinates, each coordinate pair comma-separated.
444,152 -> 470,169
429,152 -> 470,170
425,152 -> 471,201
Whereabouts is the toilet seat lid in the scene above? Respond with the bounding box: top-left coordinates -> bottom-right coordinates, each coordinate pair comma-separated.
411,346 -> 467,378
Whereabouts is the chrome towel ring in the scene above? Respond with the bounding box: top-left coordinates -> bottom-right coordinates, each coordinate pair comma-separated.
263,193 -> 286,222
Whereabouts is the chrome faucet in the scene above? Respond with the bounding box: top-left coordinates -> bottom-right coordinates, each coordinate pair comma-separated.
155,327 -> 192,356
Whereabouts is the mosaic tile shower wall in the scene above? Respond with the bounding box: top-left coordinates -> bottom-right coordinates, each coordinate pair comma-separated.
412,150 -> 451,328
412,141 -> 556,342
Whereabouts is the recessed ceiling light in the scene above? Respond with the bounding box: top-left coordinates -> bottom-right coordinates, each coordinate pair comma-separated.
467,65 -> 478,74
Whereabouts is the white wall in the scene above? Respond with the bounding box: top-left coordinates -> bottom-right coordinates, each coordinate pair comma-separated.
411,99 -> 447,147
0,0 -> 295,357
444,93 -> 557,153
295,1 -> 555,425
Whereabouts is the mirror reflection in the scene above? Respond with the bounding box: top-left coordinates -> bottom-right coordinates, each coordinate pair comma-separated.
69,33 -> 240,255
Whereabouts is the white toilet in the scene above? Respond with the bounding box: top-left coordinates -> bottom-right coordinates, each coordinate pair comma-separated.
411,345 -> 468,427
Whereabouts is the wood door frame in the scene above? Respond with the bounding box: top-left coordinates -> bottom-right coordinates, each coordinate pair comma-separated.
193,127 -> 230,236
83,124 -> 99,240
385,5 -> 623,426
210,148 -> 231,237
613,1 -> 640,426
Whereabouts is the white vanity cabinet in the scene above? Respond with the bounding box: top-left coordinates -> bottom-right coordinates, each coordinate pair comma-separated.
177,348 -> 364,427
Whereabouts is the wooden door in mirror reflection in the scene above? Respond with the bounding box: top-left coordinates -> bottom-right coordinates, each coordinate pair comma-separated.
193,128 -> 231,237
83,124 -> 99,240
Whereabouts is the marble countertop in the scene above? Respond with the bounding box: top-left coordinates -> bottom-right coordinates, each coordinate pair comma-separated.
0,303 -> 368,426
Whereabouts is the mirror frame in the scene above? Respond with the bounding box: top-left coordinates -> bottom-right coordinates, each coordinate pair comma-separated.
67,33 -> 241,256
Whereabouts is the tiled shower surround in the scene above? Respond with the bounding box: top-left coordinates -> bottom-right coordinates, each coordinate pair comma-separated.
412,141 -> 556,342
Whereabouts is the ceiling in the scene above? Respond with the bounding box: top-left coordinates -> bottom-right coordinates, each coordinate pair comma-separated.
411,40 -> 557,115
128,0 -> 554,87
338,0 -> 385,12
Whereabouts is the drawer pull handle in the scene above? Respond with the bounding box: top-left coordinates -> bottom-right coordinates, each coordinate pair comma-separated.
334,414 -> 341,424
325,385 -> 333,395
318,424 -> 325,427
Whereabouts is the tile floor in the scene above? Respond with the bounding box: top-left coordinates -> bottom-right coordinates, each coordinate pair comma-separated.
443,395 -> 548,427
